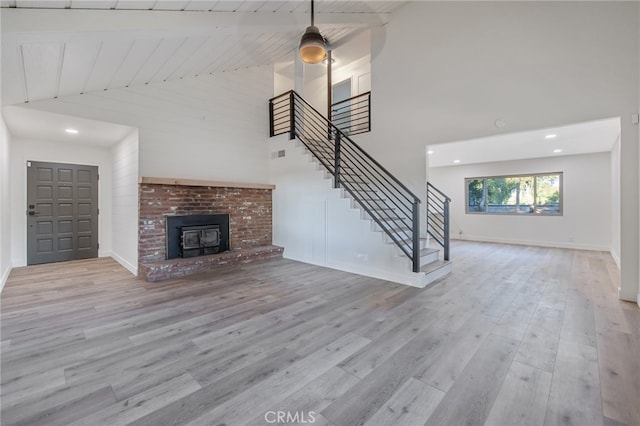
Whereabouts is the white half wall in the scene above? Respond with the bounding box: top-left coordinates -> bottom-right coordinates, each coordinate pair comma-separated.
111,129 -> 139,275
269,135 -> 421,286
430,152 -> 612,251
10,139 -> 113,267
20,67 -> 275,184
366,1 -> 639,301
0,115 -> 12,291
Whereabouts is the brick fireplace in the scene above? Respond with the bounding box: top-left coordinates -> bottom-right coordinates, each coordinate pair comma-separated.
138,177 -> 283,281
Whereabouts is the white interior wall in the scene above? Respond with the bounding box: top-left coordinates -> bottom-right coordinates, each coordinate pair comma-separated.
303,64 -> 328,115
0,116 -> 12,290
305,54 -> 372,119
10,139 -> 113,267
274,62 -> 295,95
333,55 -> 372,95
21,66 -> 275,184
111,129 -> 139,275
269,134 -> 421,286
366,1 -> 639,301
611,136 -> 621,267
429,152 -> 612,251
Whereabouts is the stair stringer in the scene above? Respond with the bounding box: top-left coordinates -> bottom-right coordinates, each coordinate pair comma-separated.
269,135 -> 428,287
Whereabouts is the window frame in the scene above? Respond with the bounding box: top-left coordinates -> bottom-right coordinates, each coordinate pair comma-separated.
465,172 -> 563,216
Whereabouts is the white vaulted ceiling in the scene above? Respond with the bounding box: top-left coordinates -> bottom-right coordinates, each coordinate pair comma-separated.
1,0 -> 406,106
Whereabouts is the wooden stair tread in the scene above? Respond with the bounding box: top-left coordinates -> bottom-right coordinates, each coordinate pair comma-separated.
420,247 -> 440,257
420,259 -> 451,274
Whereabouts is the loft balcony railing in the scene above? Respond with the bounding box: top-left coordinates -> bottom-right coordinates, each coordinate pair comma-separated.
331,91 -> 371,136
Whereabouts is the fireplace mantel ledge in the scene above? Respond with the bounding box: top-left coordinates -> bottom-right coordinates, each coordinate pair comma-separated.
139,177 -> 275,190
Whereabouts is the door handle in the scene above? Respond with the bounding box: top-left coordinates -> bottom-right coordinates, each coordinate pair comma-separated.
28,211 -> 39,216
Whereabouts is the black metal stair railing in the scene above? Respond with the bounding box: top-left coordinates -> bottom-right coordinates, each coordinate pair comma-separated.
426,182 -> 451,261
331,91 -> 371,136
269,90 -> 423,273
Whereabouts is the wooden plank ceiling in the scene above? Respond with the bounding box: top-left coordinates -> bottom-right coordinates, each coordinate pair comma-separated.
1,1 -> 406,105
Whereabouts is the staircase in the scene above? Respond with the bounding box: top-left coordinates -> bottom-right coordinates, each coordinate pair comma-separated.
269,90 -> 451,287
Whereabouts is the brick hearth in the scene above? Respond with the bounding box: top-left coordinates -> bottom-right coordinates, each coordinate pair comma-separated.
138,177 -> 282,281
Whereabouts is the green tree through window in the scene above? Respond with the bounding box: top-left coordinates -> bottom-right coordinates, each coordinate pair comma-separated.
465,172 -> 562,215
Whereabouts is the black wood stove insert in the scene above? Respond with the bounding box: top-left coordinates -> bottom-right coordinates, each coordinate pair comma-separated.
165,214 -> 230,259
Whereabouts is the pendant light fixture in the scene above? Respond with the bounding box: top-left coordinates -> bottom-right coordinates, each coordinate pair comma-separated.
299,0 -> 327,64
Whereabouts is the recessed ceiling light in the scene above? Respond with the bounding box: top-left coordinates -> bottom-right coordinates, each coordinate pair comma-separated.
553,149 -> 562,153
453,160 -> 461,163
65,128 -> 79,134
545,134 -> 557,139
428,150 -> 434,155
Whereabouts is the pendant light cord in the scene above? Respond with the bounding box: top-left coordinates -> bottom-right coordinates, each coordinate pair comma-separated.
311,0 -> 315,27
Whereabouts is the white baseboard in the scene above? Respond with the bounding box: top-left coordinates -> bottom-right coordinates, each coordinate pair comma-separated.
452,235 -> 610,252
0,265 -> 12,294
327,259 -> 425,288
110,251 -> 138,276
282,253 -> 424,288
609,249 -> 621,269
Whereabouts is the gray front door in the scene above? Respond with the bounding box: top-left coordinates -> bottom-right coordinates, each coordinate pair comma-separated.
27,161 -> 99,265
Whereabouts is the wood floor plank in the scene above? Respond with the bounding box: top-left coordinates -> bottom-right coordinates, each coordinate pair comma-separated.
338,307 -> 437,379
423,333 -> 519,426
321,325 -> 447,426
561,288 -> 597,348
484,360 -> 553,426
363,377 -> 444,426
544,340 -> 604,426
1,380 -> 110,425
7,385 -> 117,426
64,341 -> 201,386
128,348 -> 301,426
183,320 -> 318,387
0,368 -> 67,406
354,293 -> 434,341
190,296 -> 328,350
414,312 -> 496,392
1,244 -> 637,426
492,286 -> 543,341
244,366 -> 361,426
480,282 -> 519,319
596,329 -> 640,426
68,373 -> 201,426
184,332 -> 371,426
515,306 -> 564,372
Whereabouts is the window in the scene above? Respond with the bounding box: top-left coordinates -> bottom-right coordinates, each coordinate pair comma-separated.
466,172 -> 562,215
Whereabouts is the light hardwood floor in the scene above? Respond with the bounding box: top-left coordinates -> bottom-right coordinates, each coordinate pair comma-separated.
1,241 -> 639,426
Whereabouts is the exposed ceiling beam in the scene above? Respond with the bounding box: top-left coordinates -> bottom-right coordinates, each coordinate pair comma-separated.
1,8 -> 391,33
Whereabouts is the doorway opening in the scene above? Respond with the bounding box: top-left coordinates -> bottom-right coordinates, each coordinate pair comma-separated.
332,78 -> 352,130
